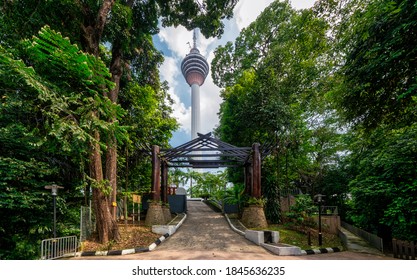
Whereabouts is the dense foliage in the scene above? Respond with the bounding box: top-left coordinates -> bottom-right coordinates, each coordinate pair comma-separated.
212,0 -> 417,242
0,26 -> 120,258
1,0 -> 239,258
323,0 -> 417,241
212,0 -> 335,223
1,0 -> 416,259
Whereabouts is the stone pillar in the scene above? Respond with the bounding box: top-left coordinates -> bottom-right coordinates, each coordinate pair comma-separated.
241,205 -> 268,229
252,143 -> 261,198
145,202 -> 166,226
146,145 -> 166,225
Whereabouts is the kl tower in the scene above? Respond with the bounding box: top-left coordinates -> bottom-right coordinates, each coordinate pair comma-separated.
181,30 -> 209,140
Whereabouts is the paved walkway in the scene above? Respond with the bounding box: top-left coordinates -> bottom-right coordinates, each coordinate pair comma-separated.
73,201 -> 395,260
124,200 -> 278,259
339,227 -> 386,256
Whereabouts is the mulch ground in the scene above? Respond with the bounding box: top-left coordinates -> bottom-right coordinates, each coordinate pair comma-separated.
81,222 -> 160,252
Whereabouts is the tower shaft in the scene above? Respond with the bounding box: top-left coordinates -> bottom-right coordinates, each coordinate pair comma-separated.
191,84 -> 201,140
181,29 -> 209,140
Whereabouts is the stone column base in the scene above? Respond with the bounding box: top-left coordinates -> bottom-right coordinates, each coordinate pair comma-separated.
145,202 -> 166,226
163,205 -> 172,223
241,205 -> 268,228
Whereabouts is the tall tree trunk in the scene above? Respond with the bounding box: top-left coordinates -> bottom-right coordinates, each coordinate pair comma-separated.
106,41 -> 122,219
81,0 -> 120,243
89,128 -> 119,243
106,136 -> 118,219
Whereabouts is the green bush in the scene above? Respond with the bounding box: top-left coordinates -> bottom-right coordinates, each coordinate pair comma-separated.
285,195 -> 317,225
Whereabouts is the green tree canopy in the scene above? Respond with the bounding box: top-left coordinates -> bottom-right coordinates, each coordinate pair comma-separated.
328,0 -> 417,129
0,25 -> 122,258
313,0 -> 417,241
1,0 -> 242,244
212,0 -> 336,223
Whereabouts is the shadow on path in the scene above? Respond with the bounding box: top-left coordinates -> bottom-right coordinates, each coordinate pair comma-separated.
73,200 -> 396,260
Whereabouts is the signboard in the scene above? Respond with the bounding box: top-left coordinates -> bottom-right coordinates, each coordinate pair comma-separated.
132,194 -> 141,204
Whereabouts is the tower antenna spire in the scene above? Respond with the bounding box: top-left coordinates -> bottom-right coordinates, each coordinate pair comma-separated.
193,29 -> 197,49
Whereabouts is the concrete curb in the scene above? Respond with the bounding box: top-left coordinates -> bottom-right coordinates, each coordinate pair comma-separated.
224,214 -> 343,256
75,213 -> 187,257
301,247 -> 343,255
225,214 -> 245,236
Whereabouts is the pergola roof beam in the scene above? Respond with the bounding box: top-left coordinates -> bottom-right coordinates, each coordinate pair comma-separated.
158,132 -> 275,168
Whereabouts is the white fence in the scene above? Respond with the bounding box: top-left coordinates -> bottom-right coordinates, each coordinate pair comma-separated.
80,206 -> 95,242
40,236 -> 78,260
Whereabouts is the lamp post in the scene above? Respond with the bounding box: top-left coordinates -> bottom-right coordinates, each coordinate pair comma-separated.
45,184 -> 64,238
315,194 -> 325,246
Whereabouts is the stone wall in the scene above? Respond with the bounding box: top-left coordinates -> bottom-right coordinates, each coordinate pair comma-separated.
280,195 -> 295,212
313,215 -> 341,234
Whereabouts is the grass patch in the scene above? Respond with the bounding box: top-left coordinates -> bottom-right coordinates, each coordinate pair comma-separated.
266,224 -> 343,250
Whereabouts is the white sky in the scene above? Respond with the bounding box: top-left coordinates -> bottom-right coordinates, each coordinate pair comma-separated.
157,0 -> 317,146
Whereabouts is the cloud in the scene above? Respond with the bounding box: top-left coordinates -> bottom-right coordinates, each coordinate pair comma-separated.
158,25 -> 190,58
171,91 -> 191,135
291,0 -> 317,10
159,56 -> 179,89
158,25 -> 215,58
234,0 -> 317,31
234,0 -> 274,30
200,72 -> 222,134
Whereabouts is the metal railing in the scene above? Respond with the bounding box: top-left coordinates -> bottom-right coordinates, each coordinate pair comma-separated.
41,236 -> 78,260
80,205 -> 95,242
280,188 -> 303,197
321,206 -> 338,216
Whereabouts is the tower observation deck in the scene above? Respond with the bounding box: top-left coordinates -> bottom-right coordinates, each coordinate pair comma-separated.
181,30 -> 209,140
181,31 -> 209,86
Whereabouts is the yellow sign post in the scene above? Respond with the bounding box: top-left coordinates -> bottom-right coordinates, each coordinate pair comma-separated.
132,194 -> 141,225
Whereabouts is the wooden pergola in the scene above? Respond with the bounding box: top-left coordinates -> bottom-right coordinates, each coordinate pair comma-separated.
148,132 -> 274,203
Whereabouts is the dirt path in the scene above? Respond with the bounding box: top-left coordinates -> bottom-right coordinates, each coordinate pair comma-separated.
74,201 -> 395,260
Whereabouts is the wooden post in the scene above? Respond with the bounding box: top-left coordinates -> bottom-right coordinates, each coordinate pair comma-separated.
161,161 -> 168,204
151,145 -> 161,201
252,143 -> 261,198
244,163 -> 252,196
393,239 -> 398,258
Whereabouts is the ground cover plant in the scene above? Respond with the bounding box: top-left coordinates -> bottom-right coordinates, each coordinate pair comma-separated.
81,222 -> 159,252
267,224 -> 343,250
